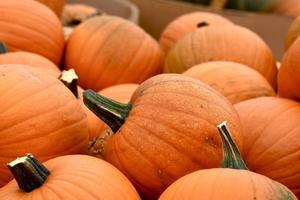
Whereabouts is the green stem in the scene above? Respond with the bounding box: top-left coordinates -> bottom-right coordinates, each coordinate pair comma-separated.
217,121 -> 248,170
197,21 -> 209,28
0,42 -> 8,54
7,154 -> 50,192
83,90 -> 132,133
59,69 -> 79,98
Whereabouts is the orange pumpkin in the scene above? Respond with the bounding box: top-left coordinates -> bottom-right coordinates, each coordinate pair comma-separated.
235,97 -> 300,197
0,65 -> 89,187
0,154 -> 141,199
35,0 -> 65,17
275,0 -> 300,17
0,43 -> 60,77
83,74 -> 243,199
159,122 -> 297,200
165,25 -> 278,89
159,12 -> 233,53
285,16 -> 300,50
183,61 -> 275,104
0,0 -> 65,65
278,37 -> 300,101
65,16 -> 164,91
62,3 -> 100,26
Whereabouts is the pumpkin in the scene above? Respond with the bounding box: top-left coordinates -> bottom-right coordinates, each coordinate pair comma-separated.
159,12 -> 233,53
274,0 -> 300,17
164,25 -> 278,89
0,43 -> 60,77
226,0 -> 277,12
183,61 -> 275,104
285,16 -> 300,50
278,37 -> 300,101
35,0 -> 65,17
62,3 -> 101,26
65,16 -> 164,91
0,65 -> 89,187
0,0 -> 65,65
159,121 -> 297,200
83,73 -> 243,199
235,97 -> 300,197
0,154 -> 141,199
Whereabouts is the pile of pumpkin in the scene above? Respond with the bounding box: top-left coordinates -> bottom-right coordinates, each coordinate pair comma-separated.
0,0 -> 300,199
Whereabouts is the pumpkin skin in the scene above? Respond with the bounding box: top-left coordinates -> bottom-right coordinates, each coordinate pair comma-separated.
65,16 -> 164,91
0,155 -> 141,200
235,97 -> 300,197
165,25 -> 278,89
84,74 -> 243,199
36,0 -> 65,17
0,0 -> 65,65
278,37 -> 300,101
275,0 -> 300,17
183,61 -> 275,104
159,12 -> 233,53
0,65 -> 89,187
285,16 -> 300,50
159,168 -> 297,200
0,51 -> 60,77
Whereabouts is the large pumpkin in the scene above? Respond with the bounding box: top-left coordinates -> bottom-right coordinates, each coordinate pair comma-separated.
36,0 -> 65,17
0,43 -> 60,77
65,16 -> 164,91
235,97 -> 300,197
278,37 -> 300,101
0,65 -> 89,187
285,16 -> 300,50
0,154 -> 141,200
159,12 -> 233,53
0,0 -> 65,65
83,74 -> 243,199
183,61 -> 275,104
159,121 -> 297,200
165,25 -> 277,89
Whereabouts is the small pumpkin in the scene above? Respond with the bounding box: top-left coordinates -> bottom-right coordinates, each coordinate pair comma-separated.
159,122 -> 297,200
159,12 -> 233,53
83,74 -> 243,199
65,16 -> 164,91
274,0 -> 300,17
235,97 -> 300,197
285,16 -> 300,50
0,65 -> 89,187
0,43 -> 60,77
165,24 -> 278,89
183,61 -> 275,104
0,0 -> 65,65
0,154 -> 141,199
35,0 -> 65,17
278,37 -> 300,101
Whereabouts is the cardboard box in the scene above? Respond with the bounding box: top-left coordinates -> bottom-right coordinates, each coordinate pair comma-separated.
130,0 -> 294,60
67,0 -> 139,24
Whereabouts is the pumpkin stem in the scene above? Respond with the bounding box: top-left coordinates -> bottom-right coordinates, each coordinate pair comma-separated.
197,21 -> 209,28
7,154 -> 50,192
0,42 -> 8,54
83,90 -> 132,133
59,69 -> 79,98
217,121 -> 248,170
67,9 -> 103,26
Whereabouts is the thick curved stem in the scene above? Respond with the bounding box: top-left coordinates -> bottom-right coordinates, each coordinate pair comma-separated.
83,90 -> 132,133
217,121 -> 248,170
7,154 -> 50,192
59,69 -> 79,98
0,42 -> 8,54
